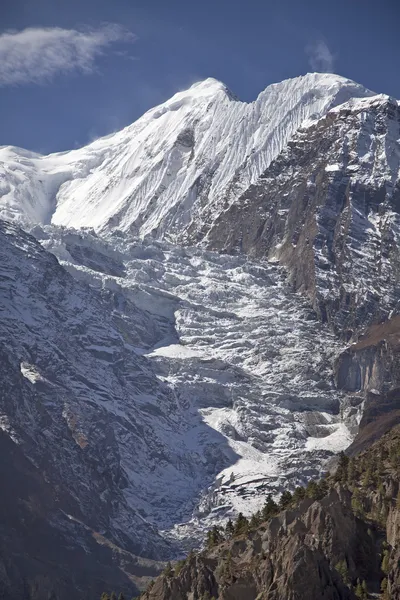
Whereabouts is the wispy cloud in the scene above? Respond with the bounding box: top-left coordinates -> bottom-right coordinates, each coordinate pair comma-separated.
306,40 -> 335,73
0,24 -> 135,86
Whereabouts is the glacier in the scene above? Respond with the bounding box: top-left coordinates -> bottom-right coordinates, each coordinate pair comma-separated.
30,222 -> 354,548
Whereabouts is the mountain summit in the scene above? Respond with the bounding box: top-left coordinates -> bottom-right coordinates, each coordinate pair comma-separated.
0,73 -> 374,238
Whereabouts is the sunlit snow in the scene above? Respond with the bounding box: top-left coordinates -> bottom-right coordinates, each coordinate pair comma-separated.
0,74 -> 374,242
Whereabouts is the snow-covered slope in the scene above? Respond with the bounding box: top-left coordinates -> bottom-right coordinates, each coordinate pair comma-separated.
26,223 -> 356,548
0,74 -> 373,240
1,218 -> 354,558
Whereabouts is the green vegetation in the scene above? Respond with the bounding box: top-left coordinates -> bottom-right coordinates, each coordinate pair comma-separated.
174,559 -> 186,576
249,511 -> 262,529
335,559 -> 350,585
381,548 -> 390,575
162,561 -> 173,577
206,525 -> 224,548
101,592 -> 128,600
292,486 -> 306,503
334,451 -> 349,483
262,494 -> 278,520
225,518 -> 234,538
234,512 -> 249,535
381,576 -> 388,599
354,579 -> 367,599
279,489 -> 293,509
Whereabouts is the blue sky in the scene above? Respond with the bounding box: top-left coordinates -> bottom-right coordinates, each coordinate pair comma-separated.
1,0 -> 399,153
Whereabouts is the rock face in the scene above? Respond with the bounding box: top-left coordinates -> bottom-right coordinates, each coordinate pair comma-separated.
142,488 -> 379,600
0,429 -> 161,600
204,95 -> 400,337
0,221 -> 186,560
142,424 -> 400,600
201,93 -> 400,450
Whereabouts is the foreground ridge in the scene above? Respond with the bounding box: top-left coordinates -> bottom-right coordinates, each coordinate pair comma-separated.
140,426 -> 400,599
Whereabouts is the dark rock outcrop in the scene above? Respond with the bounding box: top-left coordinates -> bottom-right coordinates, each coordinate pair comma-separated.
143,487 -> 379,600
0,429 -> 147,600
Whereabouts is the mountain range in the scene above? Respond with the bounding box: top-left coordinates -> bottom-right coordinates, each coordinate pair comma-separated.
1,72 -> 400,599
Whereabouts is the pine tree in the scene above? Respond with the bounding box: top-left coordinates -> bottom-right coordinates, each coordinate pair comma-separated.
381,576 -> 388,598
362,465 -> 373,488
262,494 -> 278,520
355,579 -> 363,598
279,490 -> 292,510
292,486 -> 306,503
377,449 -> 385,476
163,561 -> 173,577
225,518 -> 234,538
234,512 -> 249,535
347,457 -> 356,484
118,594 -> 125,600
335,559 -> 349,585
110,593 -> 117,600
381,548 -> 390,575
206,525 -> 223,548
335,452 -> 349,483
305,480 -> 319,500
362,580 -> 367,597
351,487 -> 363,515
249,511 -> 261,529
318,478 -> 329,499
101,594 -> 110,600
175,559 -> 186,575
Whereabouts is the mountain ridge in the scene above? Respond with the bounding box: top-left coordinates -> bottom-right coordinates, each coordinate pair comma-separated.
0,73 -> 375,237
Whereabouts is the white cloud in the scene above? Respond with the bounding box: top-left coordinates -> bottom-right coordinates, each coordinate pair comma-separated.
306,40 -> 335,73
0,24 -> 135,86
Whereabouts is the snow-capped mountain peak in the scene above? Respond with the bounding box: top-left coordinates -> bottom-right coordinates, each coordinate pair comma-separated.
182,76 -> 233,96
0,73 -> 375,240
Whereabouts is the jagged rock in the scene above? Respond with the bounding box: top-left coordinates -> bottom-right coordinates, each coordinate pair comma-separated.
206,95 -> 400,337
143,487 -> 379,599
0,429 -> 146,600
144,422 -> 400,599
203,93 -> 400,448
